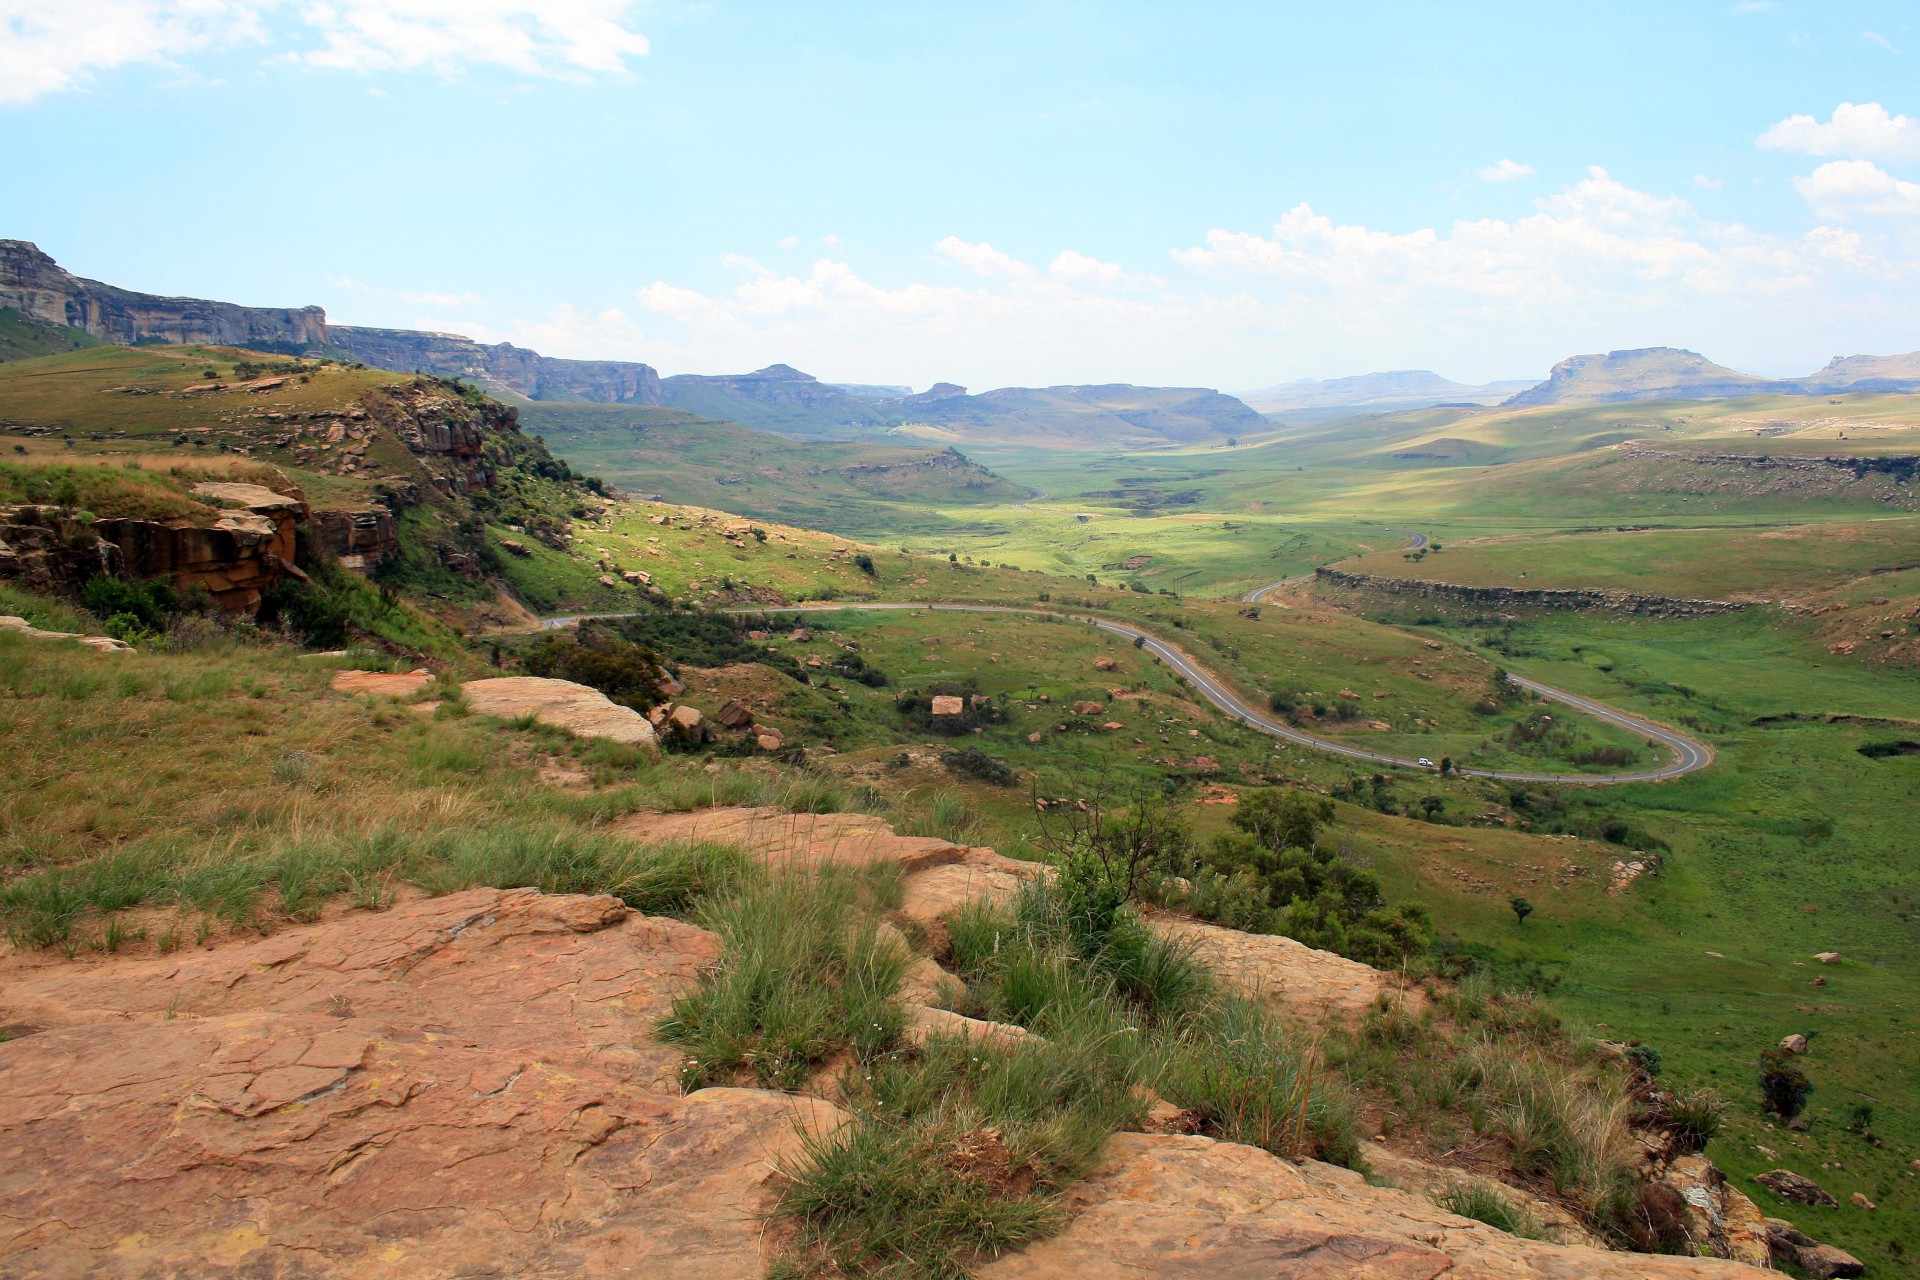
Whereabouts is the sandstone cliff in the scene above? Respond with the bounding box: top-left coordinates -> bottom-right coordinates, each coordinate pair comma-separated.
0,241 -> 661,404
1315,567 -> 1750,618
0,240 -> 326,351
329,326 -> 661,404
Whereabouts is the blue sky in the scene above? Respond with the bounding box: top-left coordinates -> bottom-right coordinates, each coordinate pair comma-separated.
5,2 -> 1920,389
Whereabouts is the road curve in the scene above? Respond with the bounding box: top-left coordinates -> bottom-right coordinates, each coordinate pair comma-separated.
1242,528 -> 1428,604
548,601 -> 1711,786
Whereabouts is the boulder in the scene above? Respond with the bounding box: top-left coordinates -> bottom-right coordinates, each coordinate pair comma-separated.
930,694 -> 965,718
1093,657 -> 1118,671
715,700 -> 754,730
667,704 -> 710,743
1814,951 -> 1841,964
1764,1219 -> 1864,1278
1778,1033 -> 1808,1054
1073,700 -> 1106,715
755,731 -> 785,752
462,677 -> 660,752
656,673 -> 686,698
1753,1169 -> 1838,1207
1849,1192 -> 1874,1211
1100,721 -> 1125,731
330,668 -> 435,697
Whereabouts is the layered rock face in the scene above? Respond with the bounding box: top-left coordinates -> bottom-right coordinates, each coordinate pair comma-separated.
0,240 -> 326,351
0,482 -> 308,614
1315,567 -> 1749,618
330,326 -> 661,404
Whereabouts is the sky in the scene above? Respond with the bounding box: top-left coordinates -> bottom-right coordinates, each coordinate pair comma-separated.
4,2 -> 1920,392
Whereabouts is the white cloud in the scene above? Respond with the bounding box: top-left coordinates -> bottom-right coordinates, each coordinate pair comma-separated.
1693,173 -> 1725,190
602,171 -> 1920,388
1758,102 -> 1920,163
1475,159 -> 1535,182
1863,31 -> 1899,54
934,236 -> 1033,278
0,0 -> 648,105
329,275 -> 484,308
777,235 -> 798,249
1794,159 -> 1920,219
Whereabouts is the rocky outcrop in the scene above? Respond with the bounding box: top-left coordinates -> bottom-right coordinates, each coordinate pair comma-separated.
0,888 -> 847,1279
0,241 -> 660,405
463,676 -> 661,751
331,326 -> 660,405
1315,568 -> 1748,618
0,239 -> 326,351
359,381 -> 515,493
1150,911 -> 1423,1020
1628,446 -> 1920,485
1764,1218 -> 1865,1278
977,1133 -> 1770,1278
314,507 -> 398,568
0,482 -> 309,614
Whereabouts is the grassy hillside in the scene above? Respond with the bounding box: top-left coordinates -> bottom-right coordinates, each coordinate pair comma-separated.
0,307 -> 100,363
522,401 -> 1028,535
1337,519 -> 1920,601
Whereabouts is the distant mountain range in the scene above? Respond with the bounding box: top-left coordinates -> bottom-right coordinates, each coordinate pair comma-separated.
1240,370 -> 1536,413
0,241 -> 1264,448
1503,346 -> 1920,407
7,240 -> 1920,443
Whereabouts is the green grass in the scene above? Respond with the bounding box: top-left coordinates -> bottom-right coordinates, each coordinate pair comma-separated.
659,865 -> 910,1091
1439,1182 -> 1545,1238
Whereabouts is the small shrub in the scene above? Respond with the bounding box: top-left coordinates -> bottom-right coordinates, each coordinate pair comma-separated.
940,746 -> 1015,786
1757,1049 -> 1812,1120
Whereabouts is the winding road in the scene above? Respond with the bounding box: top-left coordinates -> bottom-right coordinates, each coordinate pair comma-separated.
547,598 -> 1712,786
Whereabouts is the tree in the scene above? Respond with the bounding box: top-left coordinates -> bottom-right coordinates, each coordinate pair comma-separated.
1510,896 -> 1534,926
1419,795 -> 1445,820
1438,756 -> 1453,776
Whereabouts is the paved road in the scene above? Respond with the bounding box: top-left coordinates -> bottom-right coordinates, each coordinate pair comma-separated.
1241,528 -> 1428,604
548,600 -> 1711,786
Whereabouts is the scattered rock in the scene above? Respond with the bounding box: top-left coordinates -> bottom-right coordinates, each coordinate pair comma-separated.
1072,701 -> 1106,716
1753,1169 -> 1838,1207
1092,656 -> 1118,671
1849,1192 -> 1874,1211
462,676 -> 660,751
1778,1033 -> 1808,1054
715,700 -> 754,730
500,538 -> 531,557
667,704 -> 711,743
755,730 -> 784,752
1026,731 -> 1043,744
905,1006 -> 1034,1050
330,667 -> 434,697
1100,721 -> 1125,732
1814,951 -> 1841,964
656,673 -> 686,698
930,694 -> 965,718
0,614 -> 132,653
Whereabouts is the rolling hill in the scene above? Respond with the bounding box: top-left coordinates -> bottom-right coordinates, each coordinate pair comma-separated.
1240,369 -> 1535,413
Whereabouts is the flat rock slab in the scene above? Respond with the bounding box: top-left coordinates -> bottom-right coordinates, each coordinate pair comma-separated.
1150,912 -> 1424,1022
463,675 -> 660,751
979,1133 -> 1771,1279
0,887 -> 716,1091
1,1016 -> 839,1279
329,667 -> 435,697
614,805 -> 973,874
0,888 -> 850,1278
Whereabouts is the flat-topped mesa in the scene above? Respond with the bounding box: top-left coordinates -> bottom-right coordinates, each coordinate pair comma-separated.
329,326 -> 662,405
0,239 -> 326,351
0,241 -> 663,403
